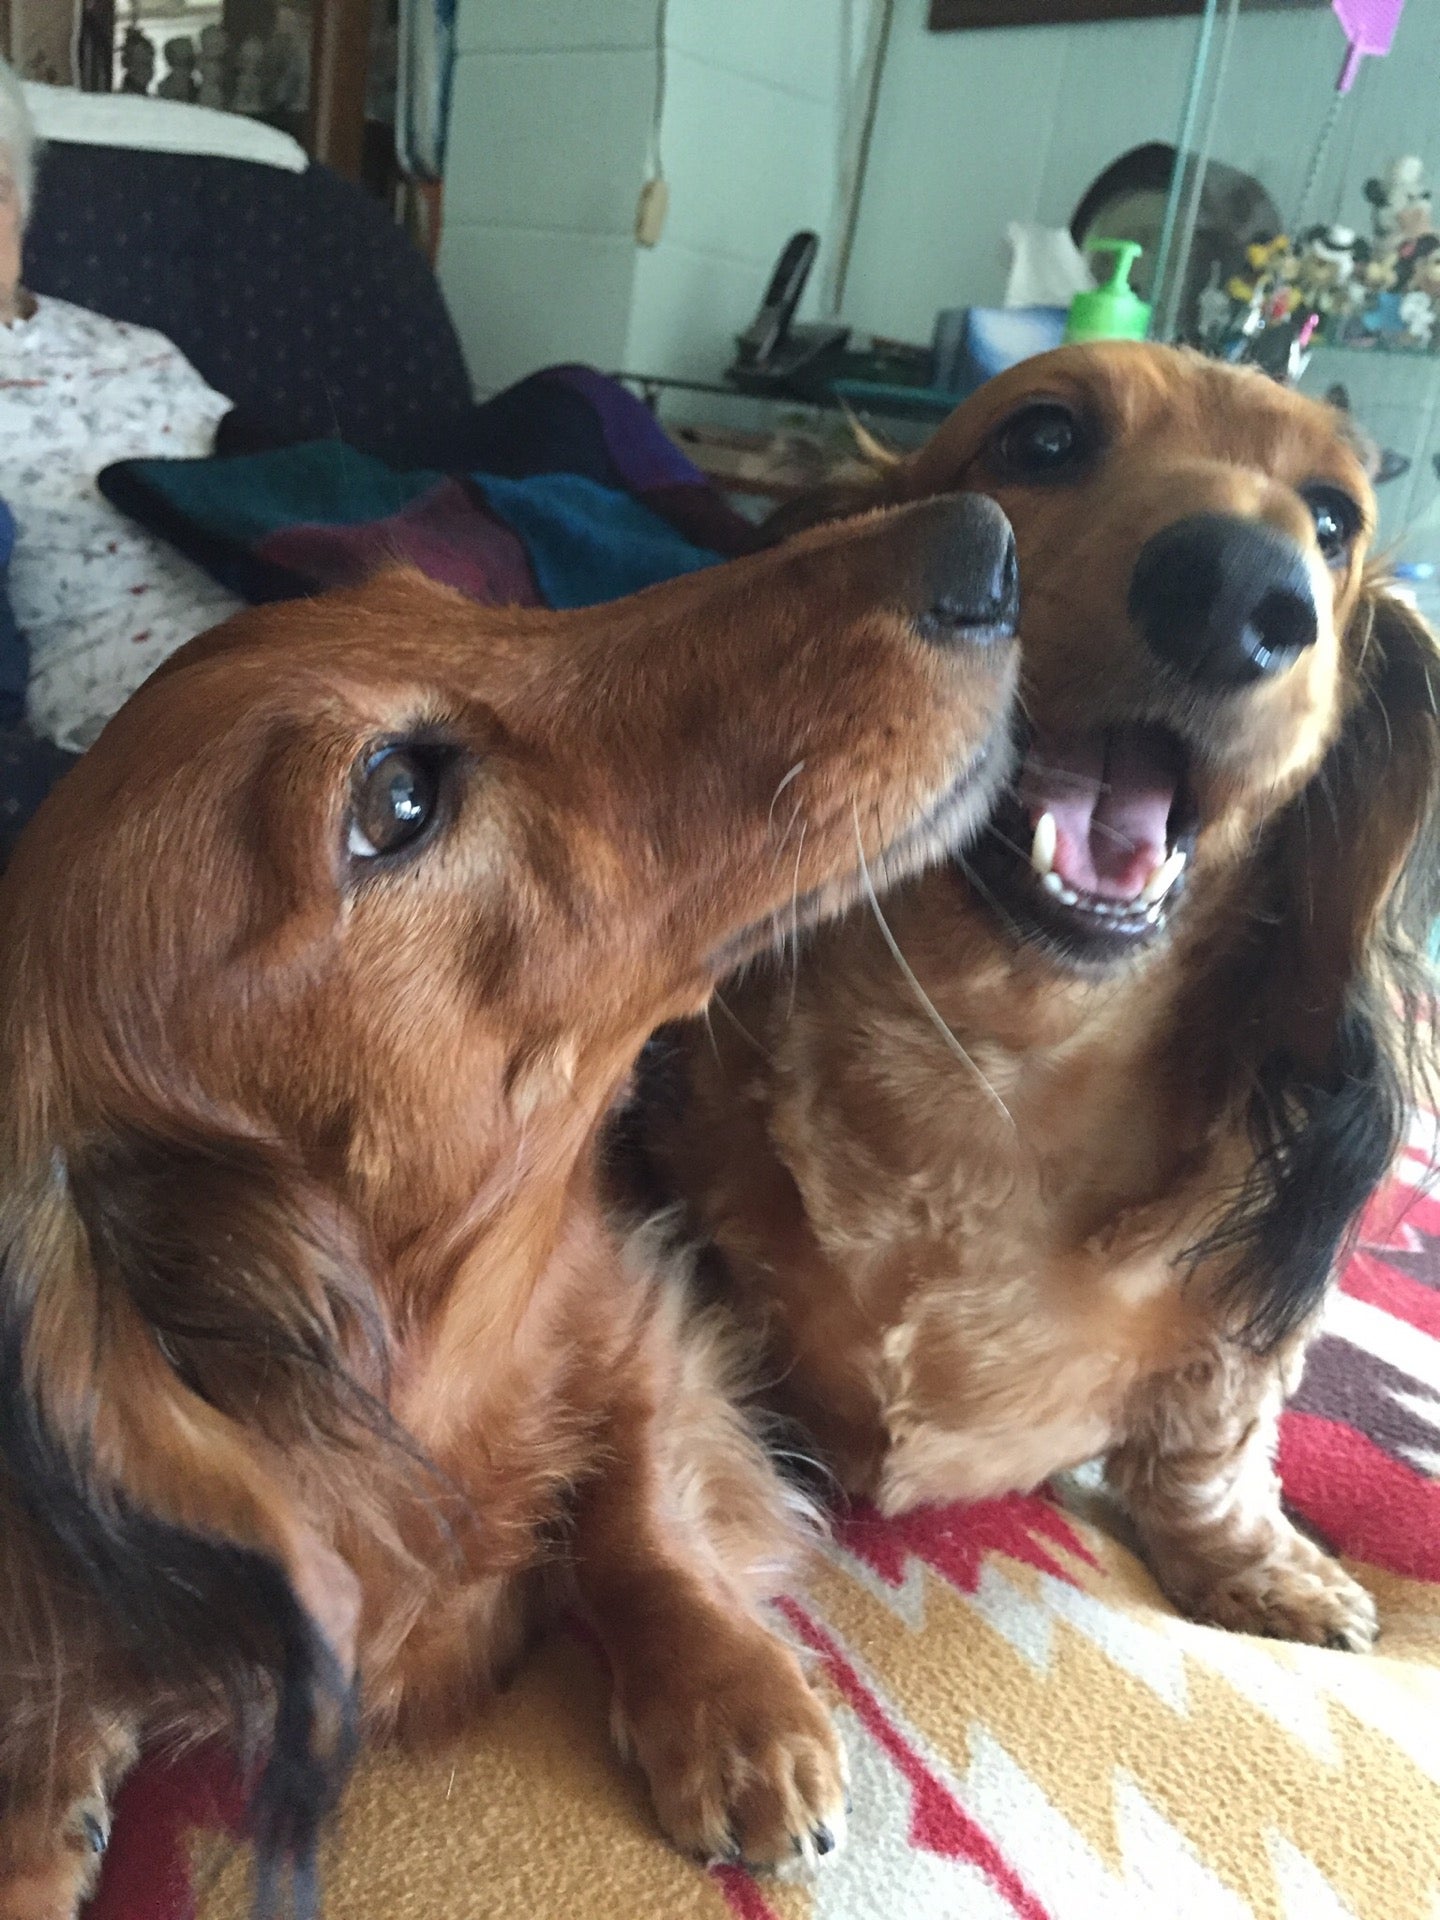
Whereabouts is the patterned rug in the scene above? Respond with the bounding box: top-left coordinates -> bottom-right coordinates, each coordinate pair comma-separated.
89,1121 -> 1440,1920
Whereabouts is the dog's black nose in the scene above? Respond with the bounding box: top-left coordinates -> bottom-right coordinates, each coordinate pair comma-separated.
1129,512 -> 1319,687
912,493 -> 1020,647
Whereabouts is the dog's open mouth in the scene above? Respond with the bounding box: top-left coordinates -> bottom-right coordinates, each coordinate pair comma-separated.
967,722 -> 1198,962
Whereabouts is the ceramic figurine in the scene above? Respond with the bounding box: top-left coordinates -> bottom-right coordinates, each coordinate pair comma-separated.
1364,156 -> 1434,246
1295,224 -> 1369,312
261,8 -> 310,115
1195,262 -> 1233,345
197,25 -> 228,108
1400,233 -> 1440,297
119,26 -> 155,94
1202,159 -> 1440,363
231,35 -> 266,114
158,36 -> 199,103
1399,289 -> 1436,348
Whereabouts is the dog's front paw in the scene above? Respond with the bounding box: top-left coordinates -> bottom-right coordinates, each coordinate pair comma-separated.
0,1796 -> 112,1920
1,1717 -> 136,1920
1187,1537 -> 1379,1651
614,1625 -> 848,1873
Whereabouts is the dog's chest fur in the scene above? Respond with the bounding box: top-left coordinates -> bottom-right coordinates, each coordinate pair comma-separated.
690,920 -> 1236,1511
326,1187 -> 635,1736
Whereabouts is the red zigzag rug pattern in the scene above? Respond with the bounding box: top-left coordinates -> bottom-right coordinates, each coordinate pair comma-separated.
90,1123 -> 1440,1920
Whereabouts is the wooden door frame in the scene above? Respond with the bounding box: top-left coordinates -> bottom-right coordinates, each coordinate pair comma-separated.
308,0 -> 369,178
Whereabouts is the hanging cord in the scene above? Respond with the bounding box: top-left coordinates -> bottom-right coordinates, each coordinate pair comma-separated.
1291,84 -> 1347,237
831,0 -> 894,318
646,0 -> 668,184
1327,56 -> 1369,226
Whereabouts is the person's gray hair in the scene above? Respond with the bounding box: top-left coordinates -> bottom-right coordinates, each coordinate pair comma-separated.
0,55 -> 37,224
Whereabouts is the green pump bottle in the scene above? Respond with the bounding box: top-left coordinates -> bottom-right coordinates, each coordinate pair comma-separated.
1064,239 -> 1152,345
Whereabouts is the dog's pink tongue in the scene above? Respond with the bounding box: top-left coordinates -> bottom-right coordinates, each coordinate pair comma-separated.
1020,729 -> 1177,900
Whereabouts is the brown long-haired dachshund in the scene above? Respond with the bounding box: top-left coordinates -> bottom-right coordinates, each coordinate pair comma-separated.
655,342 -> 1440,1653
0,496 -> 1021,1919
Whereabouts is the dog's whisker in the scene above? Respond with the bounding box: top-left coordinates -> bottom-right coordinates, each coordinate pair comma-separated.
1315,763 -> 1341,838
1018,760 -> 1112,797
984,825 -> 1033,864
956,854 -> 1028,947
701,1000 -> 722,1065
995,810 -> 1140,860
852,805 -> 1015,1129
770,797 -> 804,866
788,819 -> 808,1019
767,761 -> 807,838
711,987 -> 771,1060
1089,817 -> 1143,850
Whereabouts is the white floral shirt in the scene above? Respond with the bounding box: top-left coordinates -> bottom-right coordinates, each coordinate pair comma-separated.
0,296 -> 244,750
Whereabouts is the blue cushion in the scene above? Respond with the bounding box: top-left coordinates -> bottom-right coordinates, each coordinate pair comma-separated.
473,472 -> 719,608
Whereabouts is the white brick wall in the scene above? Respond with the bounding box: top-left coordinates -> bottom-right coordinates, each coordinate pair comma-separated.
438,0 -> 852,397
622,0 -> 848,384
438,0 -> 657,397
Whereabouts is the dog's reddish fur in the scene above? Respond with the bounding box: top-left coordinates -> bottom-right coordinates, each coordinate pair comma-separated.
0,501 -> 1018,1917
658,343 -> 1440,1650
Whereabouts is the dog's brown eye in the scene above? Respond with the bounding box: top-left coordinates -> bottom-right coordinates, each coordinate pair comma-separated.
349,747 -> 440,859
989,402 -> 1088,482
1301,486 -> 1361,566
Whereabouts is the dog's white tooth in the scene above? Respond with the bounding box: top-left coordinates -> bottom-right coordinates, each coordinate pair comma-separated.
1140,848 -> 1187,906
1030,811 -> 1057,877
1042,870 -> 1065,896
1057,884 -> 1079,906
1145,901 -> 1163,923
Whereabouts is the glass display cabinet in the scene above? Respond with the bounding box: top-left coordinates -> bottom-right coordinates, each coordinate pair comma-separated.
1146,0 -> 1440,618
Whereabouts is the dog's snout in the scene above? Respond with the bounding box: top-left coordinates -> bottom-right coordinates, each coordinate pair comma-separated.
910,494 -> 1020,647
1128,512 -> 1319,688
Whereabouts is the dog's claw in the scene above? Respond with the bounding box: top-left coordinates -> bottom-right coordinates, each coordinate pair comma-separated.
1326,1626 -> 1375,1652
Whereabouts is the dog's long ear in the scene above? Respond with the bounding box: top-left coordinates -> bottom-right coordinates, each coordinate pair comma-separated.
0,1119 -> 398,1916
1196,582 -> 1440,1347
1286,583 -> 1440,1038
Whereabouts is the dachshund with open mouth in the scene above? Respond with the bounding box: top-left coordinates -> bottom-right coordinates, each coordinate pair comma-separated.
0,495 -> 1019,1919
654,342 -> 1440,1653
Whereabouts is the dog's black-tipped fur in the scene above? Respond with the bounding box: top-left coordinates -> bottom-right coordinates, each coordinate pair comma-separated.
0,1124 -> 403,1917
1189,1002 -> 1406,1348
69,1127 -> 392,1452
1190,584 -> 1440,1349
0,1291 -> 357,1920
